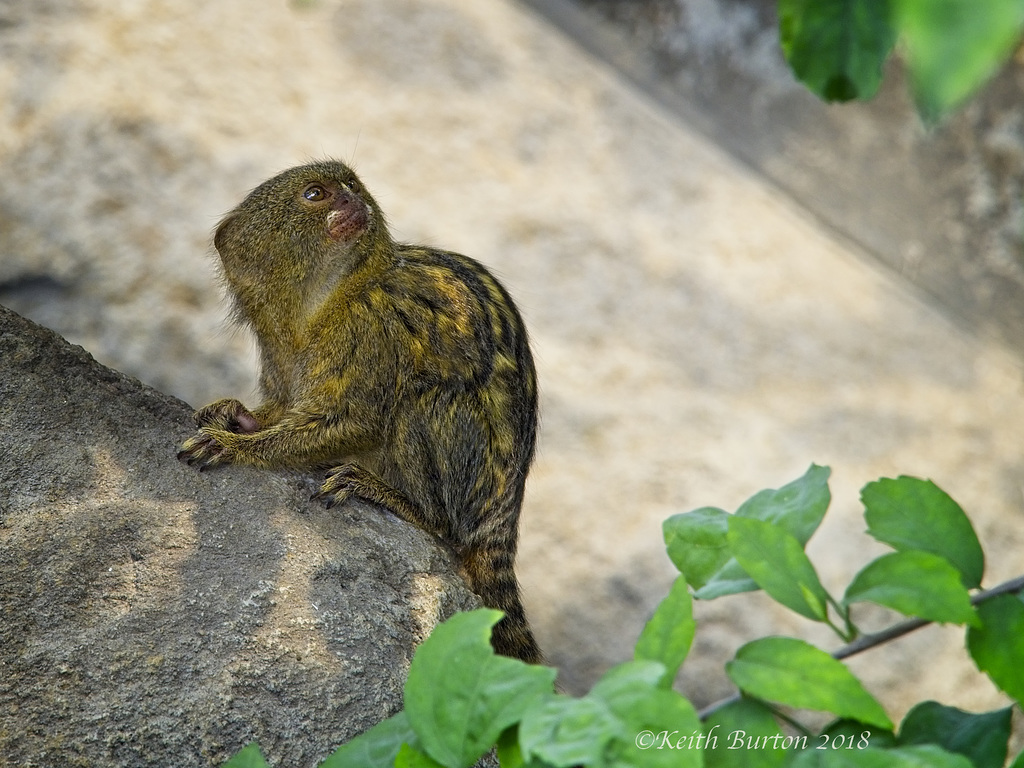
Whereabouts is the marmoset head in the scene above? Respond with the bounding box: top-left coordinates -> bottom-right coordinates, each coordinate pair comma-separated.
213,160 -> 390,301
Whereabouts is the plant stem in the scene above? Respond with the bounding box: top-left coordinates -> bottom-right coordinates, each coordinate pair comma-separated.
836,572 -> 1024,660
825,594 -> 856,643
765,703 -> 815,738
696,572 -> 1024,721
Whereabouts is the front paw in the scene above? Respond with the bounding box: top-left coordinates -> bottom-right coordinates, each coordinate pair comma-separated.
311,464 -> 358,509
177,428 -> 233,471
193,398 -> 259,433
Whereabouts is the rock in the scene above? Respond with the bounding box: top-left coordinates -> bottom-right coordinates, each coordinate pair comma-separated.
0,305 -> 478,767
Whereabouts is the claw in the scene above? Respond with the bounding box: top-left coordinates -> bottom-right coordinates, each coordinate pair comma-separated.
178,435 -> 223,471
313,486 -> 347,509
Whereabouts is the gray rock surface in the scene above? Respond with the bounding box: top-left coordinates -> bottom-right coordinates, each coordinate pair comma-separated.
0,305 -> 477,767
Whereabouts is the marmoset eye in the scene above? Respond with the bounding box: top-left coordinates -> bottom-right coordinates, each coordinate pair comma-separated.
303,184 -> 328,202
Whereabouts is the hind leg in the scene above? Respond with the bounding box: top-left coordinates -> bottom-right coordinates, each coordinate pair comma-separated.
313,462 -> 433,532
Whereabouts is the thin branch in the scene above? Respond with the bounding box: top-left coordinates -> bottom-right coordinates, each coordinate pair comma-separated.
697,572 -> 1024,721
836,572 -> 1024,660
767,704 -> 816,737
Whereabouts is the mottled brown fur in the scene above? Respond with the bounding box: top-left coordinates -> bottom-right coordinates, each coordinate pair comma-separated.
178,160 -> 541,662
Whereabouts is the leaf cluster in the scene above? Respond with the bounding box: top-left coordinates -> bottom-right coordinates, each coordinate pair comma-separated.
224,467 -> 1024,767
779,0 -> 1024,122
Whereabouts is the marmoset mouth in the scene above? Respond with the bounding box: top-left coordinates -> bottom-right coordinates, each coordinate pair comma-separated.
326,202 -> 369,241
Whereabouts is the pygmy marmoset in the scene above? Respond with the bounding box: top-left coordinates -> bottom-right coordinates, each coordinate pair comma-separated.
178,159 -> 541,663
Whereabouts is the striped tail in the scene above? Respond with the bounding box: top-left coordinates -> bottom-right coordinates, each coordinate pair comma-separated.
460,542 -> 542,664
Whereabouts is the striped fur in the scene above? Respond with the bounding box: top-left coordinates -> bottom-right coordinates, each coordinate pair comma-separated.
179,160 -> 541,662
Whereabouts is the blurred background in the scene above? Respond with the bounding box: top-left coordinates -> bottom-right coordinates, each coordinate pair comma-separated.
2,0 -> 1024,721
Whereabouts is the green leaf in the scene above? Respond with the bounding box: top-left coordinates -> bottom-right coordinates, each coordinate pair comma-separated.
966,594 -> 1024,706
693,465 -> 831,600
222,743 -> 271,768
394,743 -> 446,768
320,711 -> 419,768
634,576 -> 696,686
843,551 -> 979,626
496,726 -> 554,768
897,0 -> 1024,123
404,609 -> 557,768
591,660 -> 701,768
791,744 -> 974,768
519,661 -> 699,768
694,558 -> 758,600
736,464 -> 832,544
703,699 -> 788,768
519,695 -> 621,766
897,701 -> 1011,768
608,689 -> 702,768
496,727 -> 522,768
728,516 -> 830,621
779,0 -> 897,101
725,637 -> 892,729
588,659 -> 666,712
861,476 -> 984,588
663,507 -> 731,589
1011,749 -> 1024,768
